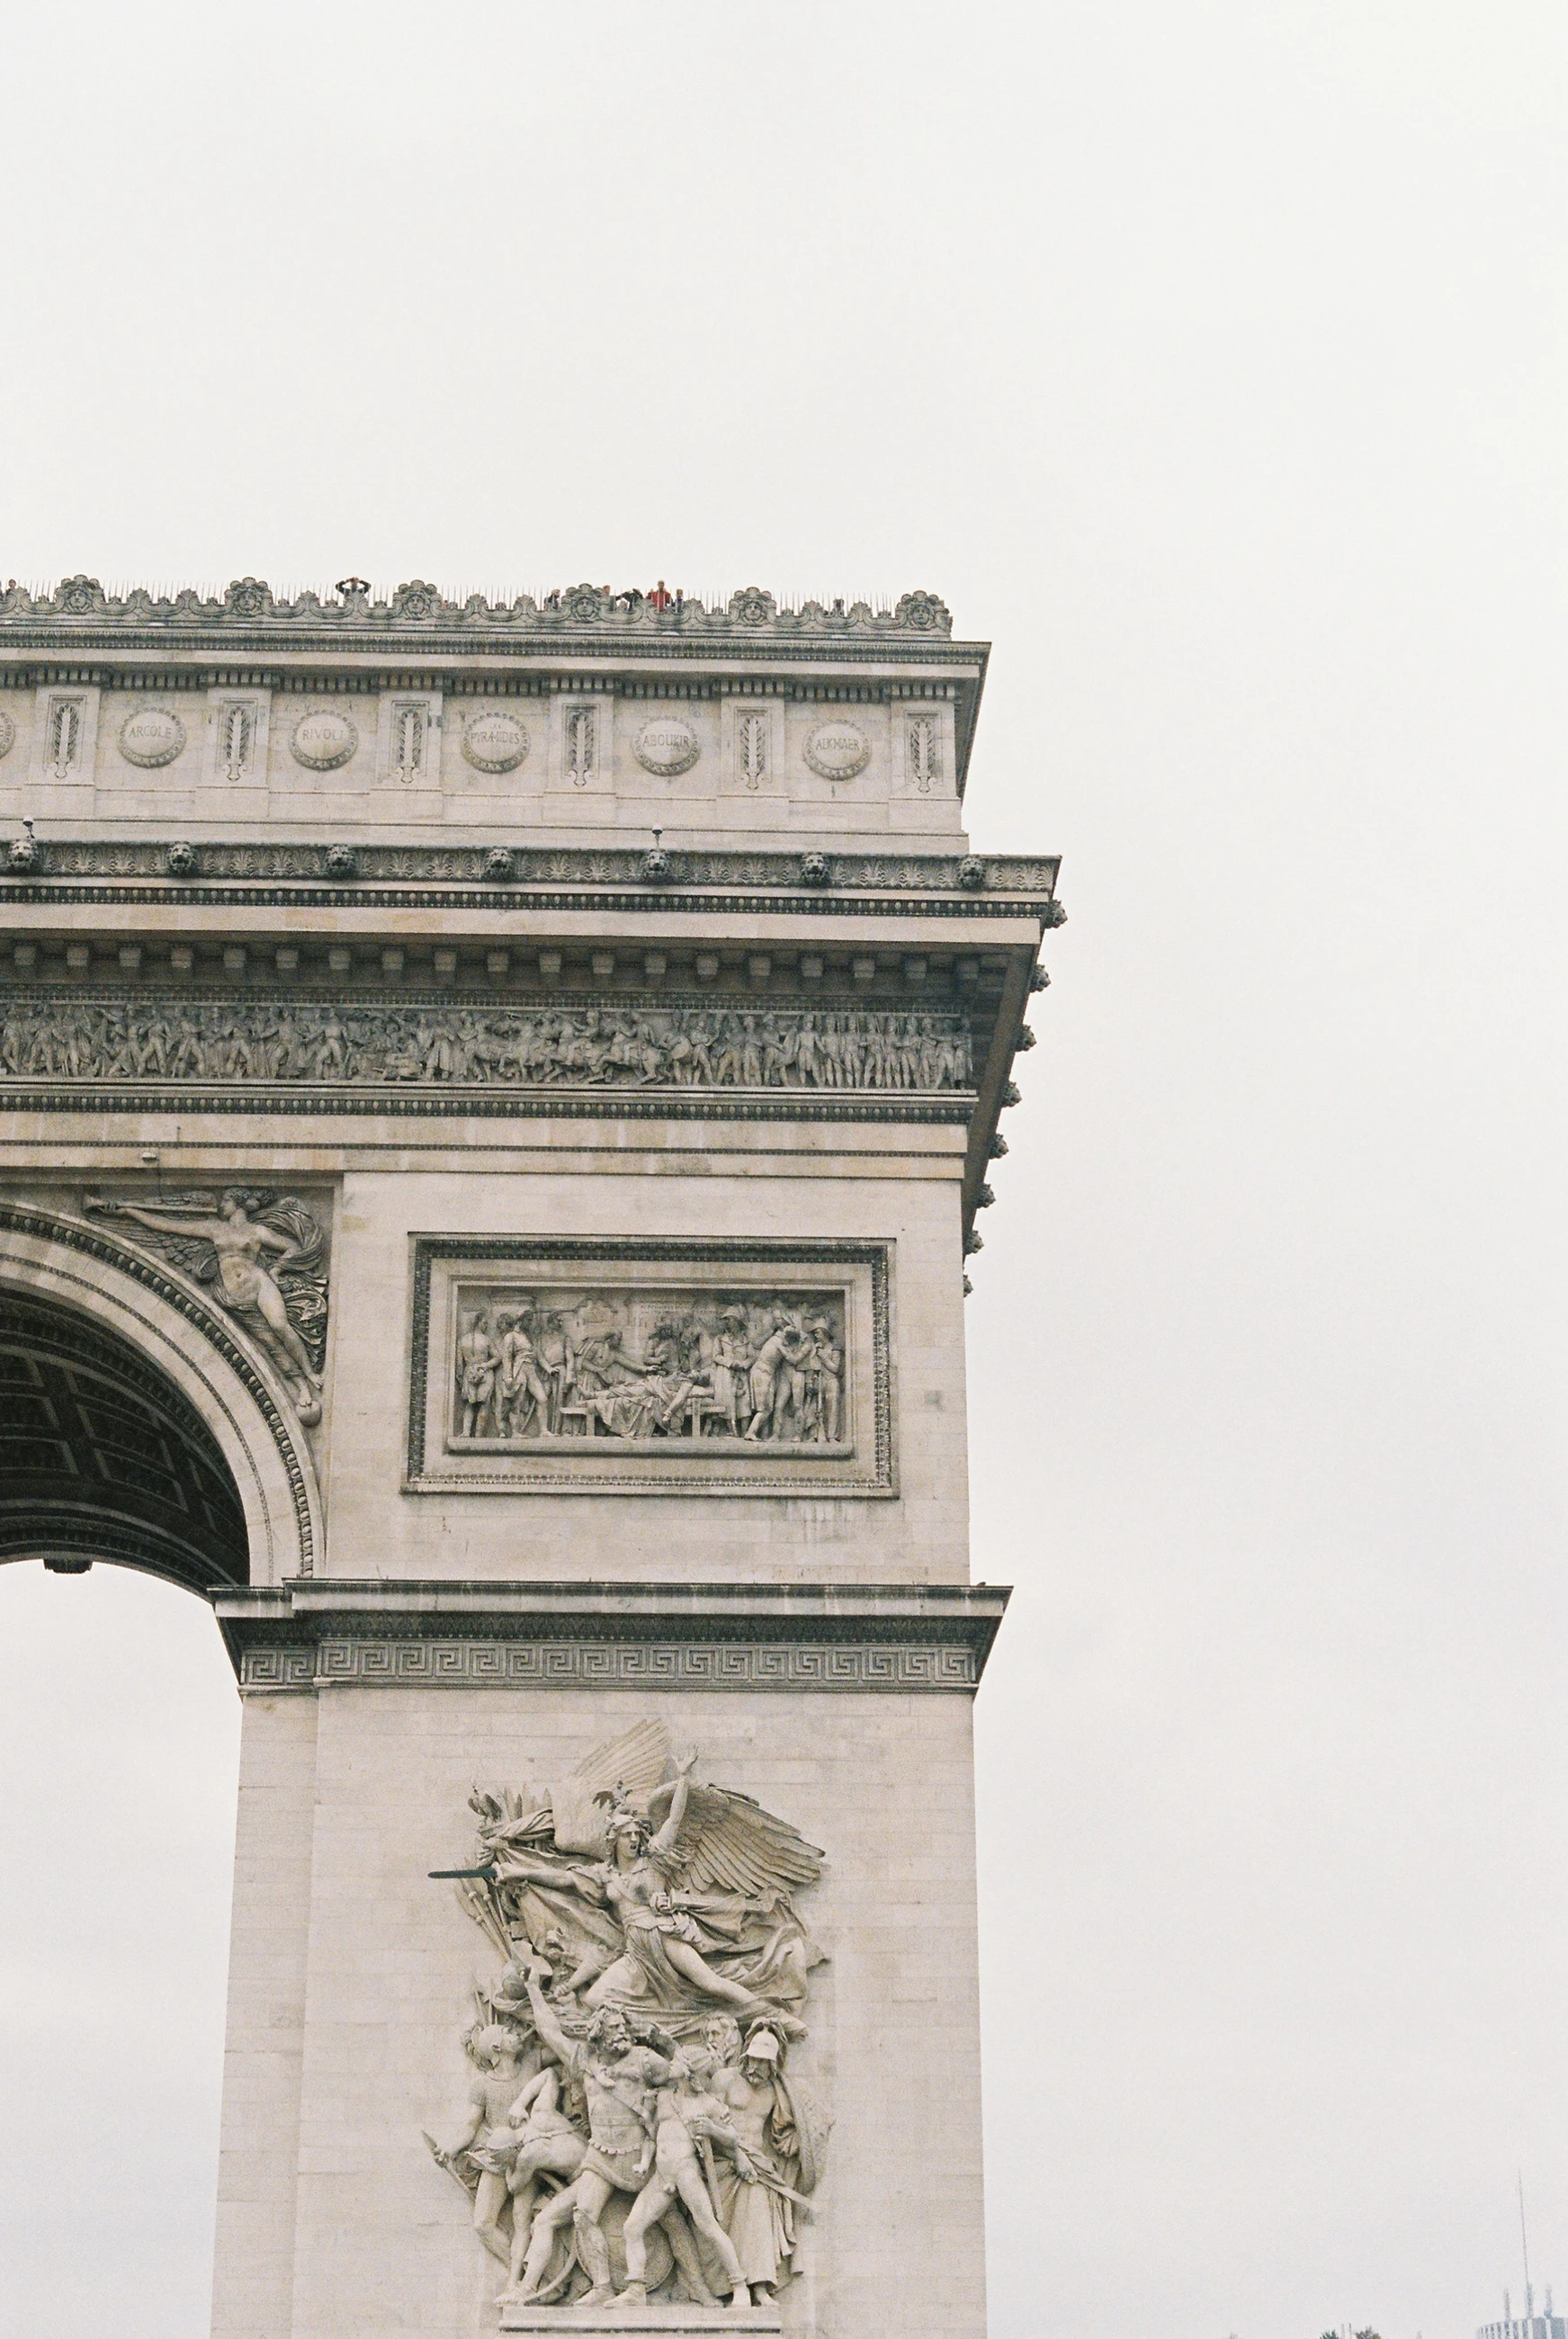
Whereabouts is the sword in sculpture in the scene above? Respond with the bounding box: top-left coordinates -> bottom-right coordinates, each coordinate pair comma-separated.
744,2166 -> 814,2211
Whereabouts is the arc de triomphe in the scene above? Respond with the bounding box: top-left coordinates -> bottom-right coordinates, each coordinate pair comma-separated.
0,575 -> 1060,2339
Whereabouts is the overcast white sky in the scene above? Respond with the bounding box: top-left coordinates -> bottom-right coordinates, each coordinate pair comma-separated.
1,7 -> 1564,2337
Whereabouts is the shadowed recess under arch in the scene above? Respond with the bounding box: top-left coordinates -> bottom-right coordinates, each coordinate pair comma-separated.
0,1287 -> 248,1591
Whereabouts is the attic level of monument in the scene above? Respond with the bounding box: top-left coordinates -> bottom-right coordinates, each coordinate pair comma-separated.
0,578 -> 990,842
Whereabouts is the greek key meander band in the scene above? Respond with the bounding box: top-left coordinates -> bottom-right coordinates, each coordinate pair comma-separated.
240,1640 -> 980,1691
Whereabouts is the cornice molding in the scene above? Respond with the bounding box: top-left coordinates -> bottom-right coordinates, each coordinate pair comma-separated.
216,1577 -> 1010,1692
0,1083 -> 972,1126
0,839 -> 1062,905
0,578 -> 962,644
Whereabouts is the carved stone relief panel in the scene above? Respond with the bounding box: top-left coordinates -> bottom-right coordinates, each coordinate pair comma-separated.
890,703 -> 954,799
78,1183 -> 332,1428
549,694 -> 613,794
287,703 -> 360,776
30,683 -> 99,790
376,689 -> 444,791
0,997 -> 974,1107
719,699 -> 785,800
116,702 -> 189,771
461,706 -> 532,778
785,700 -> 886,803
802,719 -> 869,783
425,1717 -> 829,2321
202,686 -> 271,789
407,1239 -> 892,1494
632,710 -> 701,777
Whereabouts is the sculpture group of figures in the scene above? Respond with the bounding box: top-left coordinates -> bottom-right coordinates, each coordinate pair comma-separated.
427,1723 -> 829,2317
82,1188 -> 328,1423
0,999 -> 972,1094
454,1292 -> 844,1447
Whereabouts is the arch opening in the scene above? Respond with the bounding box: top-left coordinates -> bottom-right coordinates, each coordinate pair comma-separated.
0,1287 -> 250,1593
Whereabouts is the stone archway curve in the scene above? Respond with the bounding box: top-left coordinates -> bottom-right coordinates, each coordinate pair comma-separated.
0,1203 -> 323,1587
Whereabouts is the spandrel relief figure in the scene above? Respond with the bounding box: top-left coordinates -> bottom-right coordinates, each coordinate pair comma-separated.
0,998 -> 972,1095
84,1187 -> 327,1423
428,1720 -> 829,2317
449,1286 -> 847,1448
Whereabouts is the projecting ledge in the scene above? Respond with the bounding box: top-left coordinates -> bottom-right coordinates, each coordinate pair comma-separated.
499,2314 -> 780,2336
212,1578 -> 1010,1694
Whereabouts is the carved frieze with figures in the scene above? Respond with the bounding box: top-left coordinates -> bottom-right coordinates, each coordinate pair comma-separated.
0,998 -> 973,1110
408,1239 -> 891,1496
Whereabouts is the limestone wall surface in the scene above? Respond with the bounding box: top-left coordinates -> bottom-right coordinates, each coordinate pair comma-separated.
211,1686 -> 986,2339
325,1161 -> 969,1585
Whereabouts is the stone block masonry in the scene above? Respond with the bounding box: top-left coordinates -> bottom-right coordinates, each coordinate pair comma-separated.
0,576 -> 1062,2339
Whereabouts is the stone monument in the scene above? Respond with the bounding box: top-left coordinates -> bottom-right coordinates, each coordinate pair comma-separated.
0,575 -> 1062,2339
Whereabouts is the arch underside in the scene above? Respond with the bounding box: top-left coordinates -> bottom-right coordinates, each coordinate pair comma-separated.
0,1287 -> 248,1592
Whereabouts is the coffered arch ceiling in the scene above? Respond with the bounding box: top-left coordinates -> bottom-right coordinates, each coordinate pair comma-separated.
0,1287 -> 249,1592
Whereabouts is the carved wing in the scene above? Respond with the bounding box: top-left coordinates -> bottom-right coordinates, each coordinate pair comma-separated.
568,1717 -> 670,1800
645,1779 -> 823,1901
139,1228 -> 220,1284
85,1191 -> 220,1285
548,1718 -> 671,1854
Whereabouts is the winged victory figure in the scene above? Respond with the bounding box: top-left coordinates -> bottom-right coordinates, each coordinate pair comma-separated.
449,1720 -> 825,2039
84,1186 -> 327,1422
